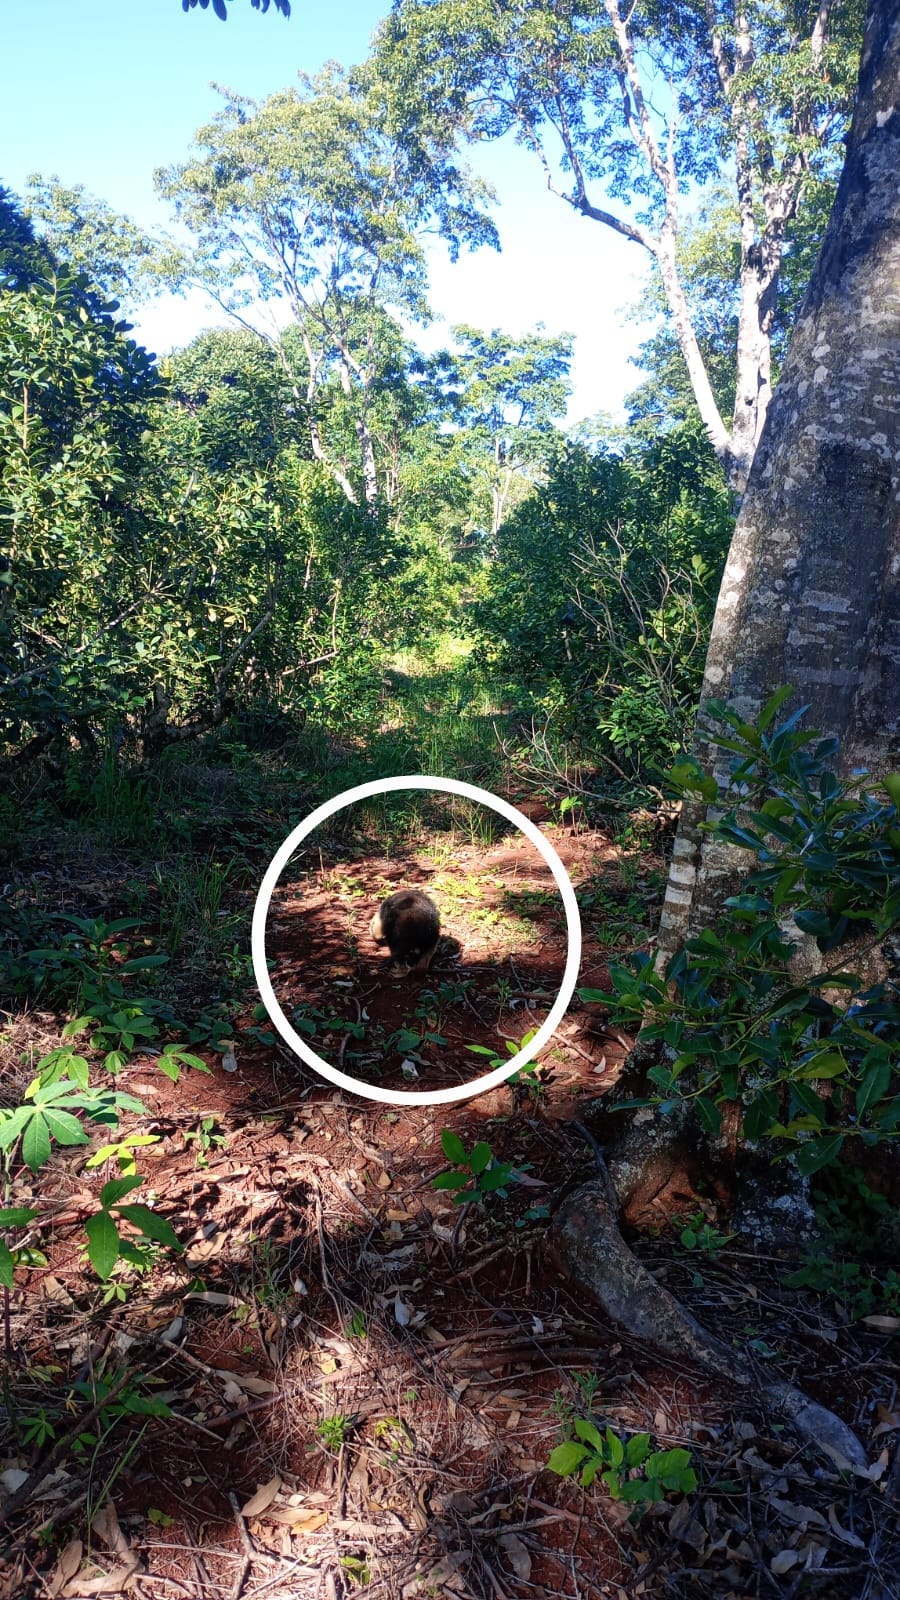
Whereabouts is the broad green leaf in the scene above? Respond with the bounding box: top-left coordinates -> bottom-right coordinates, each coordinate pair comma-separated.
440,1129 -> 466,1164
573,1417 -> 604,1451
22,1115 -> 52,1172
0,1241 -> 15,1289
100,1175 -> 144,1208
0,1207 -> 38,1230
113,1205 -> 179,1249
547,1440 -> 591,1477
42,1109 -> 90,1146
85,1209 -> 121,1280
468,1141 -> 492,1175
856,1059 -> 891,1120
796,1134 -> 844,1175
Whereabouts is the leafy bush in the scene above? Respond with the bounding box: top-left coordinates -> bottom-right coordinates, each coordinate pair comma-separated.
592,694 -> 900,1172
472,421 -> 733,780
548,1422 -> 697,1504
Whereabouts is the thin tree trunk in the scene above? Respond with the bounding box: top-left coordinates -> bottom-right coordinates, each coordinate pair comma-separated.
657,0 -> 900,962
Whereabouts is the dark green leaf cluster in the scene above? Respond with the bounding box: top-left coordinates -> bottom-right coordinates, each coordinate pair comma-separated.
182,0 -> 290,18
598,697 -> 900,1171
472,419 -> 733,779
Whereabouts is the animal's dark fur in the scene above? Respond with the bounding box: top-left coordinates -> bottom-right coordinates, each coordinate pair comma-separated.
370,890 -> 440,970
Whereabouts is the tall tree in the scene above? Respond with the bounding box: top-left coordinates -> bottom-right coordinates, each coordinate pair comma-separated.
374,0 -> 864,492
22,176 -> 156,306
433,325 -> 574,538
656,0 -> 900,961
156,67 -> 494,512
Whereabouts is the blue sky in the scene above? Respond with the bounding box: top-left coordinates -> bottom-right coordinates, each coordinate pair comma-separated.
1,0 -> 650,421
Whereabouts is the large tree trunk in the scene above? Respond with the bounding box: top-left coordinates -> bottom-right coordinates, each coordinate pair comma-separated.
548,1 -> 895,1467
657,0 -> 900,961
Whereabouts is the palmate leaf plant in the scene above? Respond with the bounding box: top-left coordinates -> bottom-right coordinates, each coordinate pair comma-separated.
587,692 -> 900,1173
0,1049 -> 181,1286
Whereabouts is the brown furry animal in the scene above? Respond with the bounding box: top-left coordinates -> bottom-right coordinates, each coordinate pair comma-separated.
370,890 -> 440,972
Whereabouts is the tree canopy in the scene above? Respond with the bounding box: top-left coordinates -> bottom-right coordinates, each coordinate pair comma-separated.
373,0 -> 865,489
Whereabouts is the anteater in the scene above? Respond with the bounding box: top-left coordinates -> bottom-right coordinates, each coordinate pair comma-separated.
370,890 -> 440,972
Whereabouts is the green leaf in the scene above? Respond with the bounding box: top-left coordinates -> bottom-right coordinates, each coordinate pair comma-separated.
547,1441 -> 592,1477
22,1115 -> 52,1172
796,1134 -> 844,1175
477,1164 -> 513,1192
604,1427 -> 625,1467
431,1171 -> 470,1190
113,1204 -> 179,1249
468,1141 -> 492,1175
100,1175 -> 144,1208
647,1447 -> 693,1477
856,1059 -> 891,1120
440,1129 -> 466,1164
625,1432 -> 652,1467
881,772 -> 900,810
85,1210 -> 121,1279
758,685 -> 793,731
0,1207 -> 38,1228
42,1109 -> 90,1146
573,1417 -> 604,1451
0,1241 -> 15,1289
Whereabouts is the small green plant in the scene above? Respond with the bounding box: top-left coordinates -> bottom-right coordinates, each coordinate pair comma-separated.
317,1413 -> 351,1451
20,1408 -> 56,1448
85,1133 -> 161,1175
340,1555 -> 372,1586
431,1129 -> 514,1204
346,1310 -> 367,1339
183,1116 -> 227,1167
548,1423 -> 697,1504
0,1207 -> 39,1289
783,1255 -> 900,1322
678,1213 -> 735,1255
0,1054 -> 146,1173
84,1177 -> 181,1282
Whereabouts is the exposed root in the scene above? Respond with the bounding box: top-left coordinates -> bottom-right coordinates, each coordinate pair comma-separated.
549,1177 -> 870,1474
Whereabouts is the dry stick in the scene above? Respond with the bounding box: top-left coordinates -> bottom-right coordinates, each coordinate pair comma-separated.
312,1177 -> 350,1327
227,1492 -> 255,1600
0,1367 -> 134,1527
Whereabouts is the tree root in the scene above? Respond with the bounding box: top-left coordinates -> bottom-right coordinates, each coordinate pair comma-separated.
549,1177 -> 870,1474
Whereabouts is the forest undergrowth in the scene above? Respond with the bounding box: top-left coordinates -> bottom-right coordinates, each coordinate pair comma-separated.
2,643 -> 899,1600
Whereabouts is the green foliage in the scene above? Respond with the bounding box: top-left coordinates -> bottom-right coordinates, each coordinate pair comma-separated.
599,698 -> 900,1168
317,1413 -> 352,1451
84,1176 -> 180,1281
0,222 -> 405,765
23,175 -> 157,305
783,1254 -> 900,1324
678,1214 -> 735,1255
473,421 -> 733,779
548,1420 -> 697,1504
0,1206 -> 39,1289
154,65 -> 493,511
431,1128 -> 514,1205
182,0 -> 290,18
0,1059 -> 145,1174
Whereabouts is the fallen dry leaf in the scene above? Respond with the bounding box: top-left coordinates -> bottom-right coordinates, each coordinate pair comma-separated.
498,1532 -> 532,1582
49,1540 -> 83,1597
241,1476 -> 282,1517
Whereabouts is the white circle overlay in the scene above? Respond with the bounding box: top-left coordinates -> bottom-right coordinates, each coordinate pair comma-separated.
251,775 -> 582,1107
